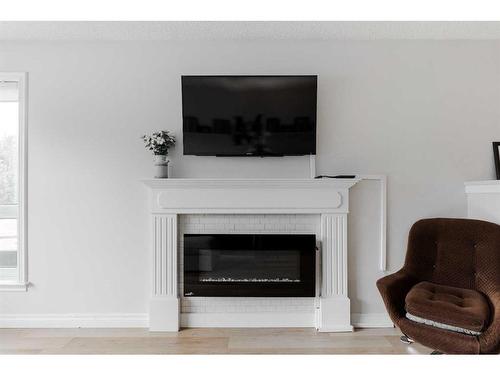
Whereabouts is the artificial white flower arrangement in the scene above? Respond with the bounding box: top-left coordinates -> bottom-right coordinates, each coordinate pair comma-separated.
141,131 -> 176,155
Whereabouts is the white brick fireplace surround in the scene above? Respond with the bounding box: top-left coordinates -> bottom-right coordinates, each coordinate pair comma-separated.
143,178 -> 360,332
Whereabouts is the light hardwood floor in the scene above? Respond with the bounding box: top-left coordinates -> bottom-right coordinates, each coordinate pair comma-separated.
0,327 -> 433,354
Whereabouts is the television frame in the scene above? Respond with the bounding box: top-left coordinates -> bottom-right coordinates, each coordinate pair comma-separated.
181,75 -> 318,157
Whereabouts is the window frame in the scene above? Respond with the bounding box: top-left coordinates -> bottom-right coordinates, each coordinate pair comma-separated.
0,72 -> 28,291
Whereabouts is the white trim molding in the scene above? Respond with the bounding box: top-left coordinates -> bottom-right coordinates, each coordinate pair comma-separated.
351,313 -> 393,328
357,174 -> 387,272
4,22 -> 500,42
0,282 -> 28,292
0,72 -> 28,291
0,313 -> 148,328
0,312 -> 390,329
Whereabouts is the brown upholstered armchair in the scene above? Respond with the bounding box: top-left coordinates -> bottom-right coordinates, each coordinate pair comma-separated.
377,218 -> 500,354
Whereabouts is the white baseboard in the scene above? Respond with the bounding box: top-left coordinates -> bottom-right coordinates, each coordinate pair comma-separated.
351,313 -> 394,328
180,312 -> 315,328
0,313 -> 148,328
0,312 -> 392,329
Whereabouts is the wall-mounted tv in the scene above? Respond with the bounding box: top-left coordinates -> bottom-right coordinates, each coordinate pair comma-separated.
181,75 -> 317,156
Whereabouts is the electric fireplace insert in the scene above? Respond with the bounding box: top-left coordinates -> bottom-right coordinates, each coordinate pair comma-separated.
183,234 -> 316,297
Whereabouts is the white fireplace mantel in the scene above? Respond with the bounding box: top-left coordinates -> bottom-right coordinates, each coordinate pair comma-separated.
142,178 -> 360,332
143,178 -> 359,214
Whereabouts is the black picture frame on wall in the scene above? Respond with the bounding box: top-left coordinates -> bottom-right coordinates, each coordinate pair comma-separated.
494,142 -> 500,180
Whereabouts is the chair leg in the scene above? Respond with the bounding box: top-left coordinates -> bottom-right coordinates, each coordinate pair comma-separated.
400,334 -> 414,344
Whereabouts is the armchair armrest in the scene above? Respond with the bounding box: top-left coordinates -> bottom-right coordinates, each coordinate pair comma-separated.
479,290 -> 500,354
376,269 -> 418,324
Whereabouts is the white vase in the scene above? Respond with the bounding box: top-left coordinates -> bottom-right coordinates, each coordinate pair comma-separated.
154,154 -> 169,178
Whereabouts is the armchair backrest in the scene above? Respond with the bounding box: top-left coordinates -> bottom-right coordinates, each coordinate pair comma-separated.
404,218 -> 500,294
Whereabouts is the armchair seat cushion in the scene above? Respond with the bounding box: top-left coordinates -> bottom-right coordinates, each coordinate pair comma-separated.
405,281 -> 490,333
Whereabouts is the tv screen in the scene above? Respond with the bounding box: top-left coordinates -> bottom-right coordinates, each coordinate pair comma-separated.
181,75 -> 317,156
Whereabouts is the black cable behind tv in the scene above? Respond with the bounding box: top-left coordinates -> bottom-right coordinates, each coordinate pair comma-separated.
315,175 -> 356,179
215,153 -> 284,157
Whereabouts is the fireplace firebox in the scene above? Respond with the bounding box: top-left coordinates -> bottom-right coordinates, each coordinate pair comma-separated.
184,234 -> 316,297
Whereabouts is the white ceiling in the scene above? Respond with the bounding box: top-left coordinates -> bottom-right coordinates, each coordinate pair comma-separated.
2,21 -> 500,41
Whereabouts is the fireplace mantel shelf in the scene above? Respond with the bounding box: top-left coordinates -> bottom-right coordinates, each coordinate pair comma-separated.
142,178 -> 360,189
142,177 -> 360,332
142,178 -> 360,214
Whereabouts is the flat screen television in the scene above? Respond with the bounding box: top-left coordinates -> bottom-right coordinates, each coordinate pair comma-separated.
181,75 -> 317,156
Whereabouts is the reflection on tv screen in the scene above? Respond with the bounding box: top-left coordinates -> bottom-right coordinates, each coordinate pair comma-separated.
182,76 -> 317,156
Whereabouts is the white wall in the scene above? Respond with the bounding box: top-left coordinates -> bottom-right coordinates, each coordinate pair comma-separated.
1,39 -> 499,319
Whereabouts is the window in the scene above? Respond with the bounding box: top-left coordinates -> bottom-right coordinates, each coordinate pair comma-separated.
0,73 -> 27,290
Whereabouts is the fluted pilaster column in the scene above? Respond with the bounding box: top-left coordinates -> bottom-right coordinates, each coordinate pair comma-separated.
150,214 -> 179,331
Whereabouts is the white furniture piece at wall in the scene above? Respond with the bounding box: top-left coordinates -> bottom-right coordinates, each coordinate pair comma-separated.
465,180 -> 500,224
142,178 -> 360,332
